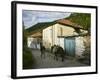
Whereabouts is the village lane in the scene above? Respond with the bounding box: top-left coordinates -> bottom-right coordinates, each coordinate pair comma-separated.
31,49 -> 87,69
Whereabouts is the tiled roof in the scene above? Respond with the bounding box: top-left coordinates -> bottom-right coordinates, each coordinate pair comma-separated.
26,21 -> 56,34
56,19 -> 83,29
26,19 -> 83,35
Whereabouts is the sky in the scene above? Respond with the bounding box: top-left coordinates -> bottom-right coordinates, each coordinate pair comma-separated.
22,10 -> 71,29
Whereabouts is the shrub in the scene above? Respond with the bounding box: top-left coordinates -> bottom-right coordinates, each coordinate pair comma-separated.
23,47 -> 34,69
23,30 -> 35,69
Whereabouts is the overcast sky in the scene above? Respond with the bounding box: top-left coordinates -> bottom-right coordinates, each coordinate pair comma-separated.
22,10 -> 71,29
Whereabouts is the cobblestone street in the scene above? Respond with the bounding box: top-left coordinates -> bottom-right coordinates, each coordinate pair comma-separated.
31,49 -> 87,69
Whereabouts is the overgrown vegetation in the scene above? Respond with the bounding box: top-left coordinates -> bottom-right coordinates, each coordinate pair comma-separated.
23,24 -> 35,69
82,35 -> 91,65
23,47 -> 34,69
77,35 -> 91,65
66,13 -> 91,33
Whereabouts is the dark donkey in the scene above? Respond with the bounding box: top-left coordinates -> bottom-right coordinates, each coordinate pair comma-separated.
51,45 -> 65,61
57,46 -> 65,61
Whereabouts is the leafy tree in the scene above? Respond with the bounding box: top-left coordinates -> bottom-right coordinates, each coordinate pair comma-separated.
23,22 -> 34,69
66,13 -> 91,33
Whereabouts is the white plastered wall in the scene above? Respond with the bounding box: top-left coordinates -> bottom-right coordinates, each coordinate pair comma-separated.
75,37 -> 85,57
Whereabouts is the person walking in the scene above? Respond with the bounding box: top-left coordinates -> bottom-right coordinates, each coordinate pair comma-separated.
40,44 -> 45,58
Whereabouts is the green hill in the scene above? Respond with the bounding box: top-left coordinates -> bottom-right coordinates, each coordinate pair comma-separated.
66,13 -> 91,32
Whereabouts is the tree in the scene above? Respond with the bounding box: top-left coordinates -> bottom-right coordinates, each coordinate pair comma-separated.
66,13 -> 91,34
23,22 -> 34,69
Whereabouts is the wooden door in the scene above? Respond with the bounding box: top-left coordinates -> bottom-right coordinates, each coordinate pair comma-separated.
64,38 -> 75,56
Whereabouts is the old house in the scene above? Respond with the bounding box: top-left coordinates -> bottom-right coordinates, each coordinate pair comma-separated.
26,22 -> 55,49
42,19 -> 88,57
26,19 -> 88,57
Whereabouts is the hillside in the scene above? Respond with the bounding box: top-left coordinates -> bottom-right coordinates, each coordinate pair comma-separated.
66,13 -> 91,32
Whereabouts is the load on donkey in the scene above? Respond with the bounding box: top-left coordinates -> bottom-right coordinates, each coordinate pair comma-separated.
51,45 -> 66,62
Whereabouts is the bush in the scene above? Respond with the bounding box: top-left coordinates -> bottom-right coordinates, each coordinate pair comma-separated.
23,29 -> 36,69
23,47 -> 34,69
77,36 -> 91,65
23,29 -> 33,69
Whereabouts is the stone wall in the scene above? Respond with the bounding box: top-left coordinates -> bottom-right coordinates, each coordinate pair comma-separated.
75,35 -> 91,57
75,37 -> 85,57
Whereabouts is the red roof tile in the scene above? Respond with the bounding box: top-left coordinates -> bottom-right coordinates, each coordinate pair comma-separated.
56,19 -> 83,29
